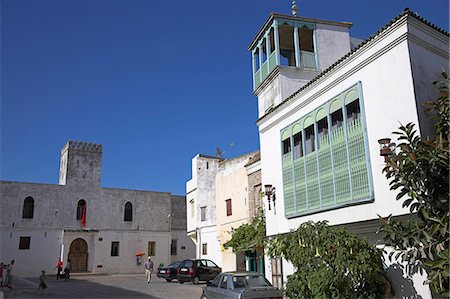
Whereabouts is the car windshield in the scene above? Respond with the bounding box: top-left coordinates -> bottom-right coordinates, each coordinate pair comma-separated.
232,275 -> 272,288
168,262 -> 181,268
182,261 -> 193,267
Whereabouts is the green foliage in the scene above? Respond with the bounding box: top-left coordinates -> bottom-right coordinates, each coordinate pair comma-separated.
268,221 -> 385,299
224,208 -> 266,253
378,71 -> 449,296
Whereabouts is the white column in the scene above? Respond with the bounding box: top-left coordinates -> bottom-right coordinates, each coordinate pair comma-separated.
273,20 -> 280,65
265,33 -> 271,73
252,49 -> 257,90
258,43 -> 263,82
294,26 -> 301,67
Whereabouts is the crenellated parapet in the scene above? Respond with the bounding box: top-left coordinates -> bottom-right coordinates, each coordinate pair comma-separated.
61,141 -> 103,154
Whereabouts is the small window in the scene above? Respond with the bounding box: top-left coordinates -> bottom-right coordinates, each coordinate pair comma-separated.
200,206 -> 206,221
111,242 -> 119,256
331,109 -> 344,131
261,38 -> 267,63
293,132 -> 303,159
206,260 -> 218,267
190,200 -> 195,218
254,48 -> 260,70
76,199 -> 86,220
202,243 -> 207,255
305,125 -> 315,155
317,118 -> 328,149
148,241 -> 156,256
299,26 -> 314,52
211,274 -> 222,287
346,100 -> 361,123
19,237 -> 31,250
271,257 -> 283,290
282,138 -> 291,155
220,275 -> 228,289
22,197 -> 34,219
279,23 -> 295,66
171,239 -> 177,256
225,199 -> 232,216
124,202 -> 133,222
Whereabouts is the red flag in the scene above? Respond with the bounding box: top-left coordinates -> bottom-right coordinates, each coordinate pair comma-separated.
81,205 -> 87,227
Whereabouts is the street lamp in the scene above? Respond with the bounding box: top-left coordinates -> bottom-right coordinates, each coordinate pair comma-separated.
377,138 -> 396,162
264,184 -> 276,214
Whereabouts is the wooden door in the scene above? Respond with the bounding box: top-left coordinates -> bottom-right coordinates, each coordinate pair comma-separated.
68,238 -> 88,272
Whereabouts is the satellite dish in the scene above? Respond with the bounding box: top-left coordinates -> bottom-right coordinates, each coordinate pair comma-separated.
215,147 -> 224,157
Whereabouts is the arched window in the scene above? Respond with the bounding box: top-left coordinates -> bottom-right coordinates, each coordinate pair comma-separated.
22,197 -> 34,219
124,202 -> 132,222
76,199 -> 86,220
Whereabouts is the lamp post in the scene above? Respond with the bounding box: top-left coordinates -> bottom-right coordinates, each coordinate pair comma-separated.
264,184 -> 276,214
377,138 -> 396,162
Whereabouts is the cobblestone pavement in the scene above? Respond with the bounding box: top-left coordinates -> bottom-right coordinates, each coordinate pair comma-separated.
1,274 -> 204,299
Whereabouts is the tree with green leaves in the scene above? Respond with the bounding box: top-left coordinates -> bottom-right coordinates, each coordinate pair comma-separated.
267,221 -> 386,299
378,71 -> 449,296
223,208 -> 266,253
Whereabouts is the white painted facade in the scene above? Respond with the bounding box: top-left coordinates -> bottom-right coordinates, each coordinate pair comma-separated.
251,10 -> 448,299
216,152 -> 257,272
186,154 -> 223,266
0,141 -> 195,276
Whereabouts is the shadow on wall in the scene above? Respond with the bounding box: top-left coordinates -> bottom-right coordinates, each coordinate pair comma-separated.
386,263 -> 422,299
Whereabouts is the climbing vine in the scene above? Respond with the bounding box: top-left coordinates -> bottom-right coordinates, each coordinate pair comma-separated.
224,208 -> 266,253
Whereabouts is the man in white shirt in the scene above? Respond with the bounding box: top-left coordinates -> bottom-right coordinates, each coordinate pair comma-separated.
144,257 -> 154,284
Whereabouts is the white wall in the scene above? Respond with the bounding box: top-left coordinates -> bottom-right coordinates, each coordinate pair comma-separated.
198,226 -> 221,267
259,18 -> 421,237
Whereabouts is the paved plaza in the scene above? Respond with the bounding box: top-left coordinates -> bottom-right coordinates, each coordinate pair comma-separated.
1,274 -> 204,299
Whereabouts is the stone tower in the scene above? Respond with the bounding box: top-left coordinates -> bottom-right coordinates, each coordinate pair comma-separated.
58,141 -> 103,188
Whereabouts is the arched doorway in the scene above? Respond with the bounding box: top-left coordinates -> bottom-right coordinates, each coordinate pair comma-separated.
68,238 -> 88,272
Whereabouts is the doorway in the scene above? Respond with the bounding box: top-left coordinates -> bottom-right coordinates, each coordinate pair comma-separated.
68,238 -> 88,272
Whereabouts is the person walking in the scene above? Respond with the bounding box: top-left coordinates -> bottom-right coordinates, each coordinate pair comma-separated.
36,270 -> 48,293
3,264 -> 8,287
64,259 -> 71,280
144,257 -> 153,284
54,258 -> 63,280
6,260 -> 15,289
0,262 -> 3,287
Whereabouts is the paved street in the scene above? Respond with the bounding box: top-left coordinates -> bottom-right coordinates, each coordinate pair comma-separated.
1,274 -> 204,299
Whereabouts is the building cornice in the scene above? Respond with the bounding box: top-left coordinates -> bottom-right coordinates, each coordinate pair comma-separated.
248,13 -> 352,51
256,9 -> 449,129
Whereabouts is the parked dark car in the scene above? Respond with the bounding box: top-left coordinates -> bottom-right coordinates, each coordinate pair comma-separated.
177,259 -> 221,285
157,261 -> 183,282
200,272 -> 283,299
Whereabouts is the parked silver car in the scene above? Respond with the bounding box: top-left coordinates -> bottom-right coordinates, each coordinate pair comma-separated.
200,271 -> 283,299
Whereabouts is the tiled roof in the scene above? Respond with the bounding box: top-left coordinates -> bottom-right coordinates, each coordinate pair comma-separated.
245,151 -> 261,167
256,8 -> 449,124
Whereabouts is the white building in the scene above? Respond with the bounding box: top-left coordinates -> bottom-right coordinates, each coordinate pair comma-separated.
0,141 -> 195,276
248,9 -> 448,298
186,154 -> 223,265
186,152 -> 261,270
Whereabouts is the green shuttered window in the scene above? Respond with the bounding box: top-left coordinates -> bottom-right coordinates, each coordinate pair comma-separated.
281,83 -> 373,218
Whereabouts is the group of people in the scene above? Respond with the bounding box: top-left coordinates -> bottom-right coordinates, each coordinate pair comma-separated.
54,258 -> 71,280
36,258 -> 72,294
0,260 -> 15,288
4,256 -> 154,294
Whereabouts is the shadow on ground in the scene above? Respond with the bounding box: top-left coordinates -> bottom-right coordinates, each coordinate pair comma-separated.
2,275 -> 159,299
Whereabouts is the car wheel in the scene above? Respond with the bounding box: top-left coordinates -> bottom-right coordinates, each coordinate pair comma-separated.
178,280 -> 184,284
166,278 -> 172,282
193,276 -> 200,285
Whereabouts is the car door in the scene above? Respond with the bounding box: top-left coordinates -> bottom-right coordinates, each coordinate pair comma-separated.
197,260 -> 208,281
204,274 -> 223,299
206,260 -> 220,281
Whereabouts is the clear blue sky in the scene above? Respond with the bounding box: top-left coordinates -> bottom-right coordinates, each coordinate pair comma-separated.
1,0 -> 448,196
